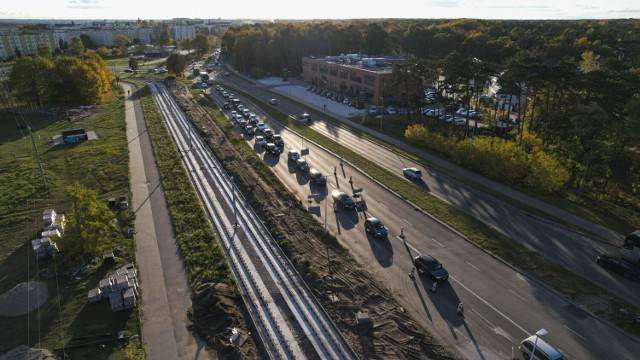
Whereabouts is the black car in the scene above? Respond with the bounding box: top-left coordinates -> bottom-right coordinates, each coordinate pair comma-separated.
331,190 -> 356,210
309,168 -> 326,185
296,158 -> 310,172
596,254 -> 640,279
263,128 -> 274,140
299,113 -> 311,122
414,254 -> 449,282
364,217 -> 388,238
265,143 -> 282,155
272,134 -> 284,146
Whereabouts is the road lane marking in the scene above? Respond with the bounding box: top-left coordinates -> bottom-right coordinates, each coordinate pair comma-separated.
431,238 -> 445,247
466,261 -> 480,271
508,289 -> 528,303
403,219 -> 412,226
563,324 -> 587,341
450,275 -> 529,336
472,309 -> 516,342
379,202 -> 388,209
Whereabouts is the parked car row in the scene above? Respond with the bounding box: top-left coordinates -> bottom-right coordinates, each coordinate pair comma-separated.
306,85 -> 357,107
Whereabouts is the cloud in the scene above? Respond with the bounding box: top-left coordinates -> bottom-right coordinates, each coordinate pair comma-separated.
68,0 -> 104,9
428,0 -> 461,8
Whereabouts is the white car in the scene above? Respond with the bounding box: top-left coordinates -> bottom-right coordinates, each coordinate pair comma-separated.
402,167 -> 422,179
369,105 -> 377,115
256,122 -> 266,132
255,136 -> 266,147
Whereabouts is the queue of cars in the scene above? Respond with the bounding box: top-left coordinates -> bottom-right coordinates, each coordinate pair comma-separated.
214,77 -> 450,288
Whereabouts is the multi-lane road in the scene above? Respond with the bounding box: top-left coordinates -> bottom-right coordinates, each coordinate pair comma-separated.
203,71 -> 640,359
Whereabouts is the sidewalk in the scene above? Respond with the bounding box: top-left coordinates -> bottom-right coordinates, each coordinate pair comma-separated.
123,83 -> 211,360
261,77 -> 623,243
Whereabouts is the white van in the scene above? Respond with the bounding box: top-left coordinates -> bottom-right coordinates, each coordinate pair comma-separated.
519,336 -> 566,360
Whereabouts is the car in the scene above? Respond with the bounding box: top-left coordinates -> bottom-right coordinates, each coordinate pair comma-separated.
256,122 -> 266,132
331,190 -> 356,210
596,254 -> 640,279
255,136 -> 266,147
238,119 -> 248,128
223,102 -> 230,110
414,254 -> 449,282
296,158 -> 310,172
369,105 -> 378,115
123,68 -> 134,73
198,82 -> 208,88
263,128 -> 274,139
242,109 -> 251,118
342,98 -> 350,105
519,335 -> 566,360
235,114 -> 244,124
309,168 -> 326,185
265,143 -> 282,155
237,104 -> 244,112
385,106 -> 397,115
269,98 -> 278,105
364,217 -> 388,238
272,134 -> 284,146
244,125 -> 255,135
299,113 -> 311,122
249,114 -> 258,124
230,110 -> 238,117
288,150 -> 300,162
222,92 -> 229,98
402,167 -> 422,179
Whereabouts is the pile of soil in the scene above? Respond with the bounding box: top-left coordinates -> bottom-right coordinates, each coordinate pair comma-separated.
188,282 -> 257,359
169,80 -> 458,359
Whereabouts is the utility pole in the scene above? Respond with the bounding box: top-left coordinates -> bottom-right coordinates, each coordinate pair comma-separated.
29,126 -> 47,190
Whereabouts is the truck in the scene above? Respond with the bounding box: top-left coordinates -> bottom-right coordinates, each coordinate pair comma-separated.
200,71 -> 210,82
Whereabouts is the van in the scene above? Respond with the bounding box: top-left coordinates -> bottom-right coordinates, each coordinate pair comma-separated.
519,336 -> 566,360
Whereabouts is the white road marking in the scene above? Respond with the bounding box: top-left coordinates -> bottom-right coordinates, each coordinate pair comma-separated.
431,238 -> 445,247
380,202 -> 388,209
472,309 -> 516,342
466,261 -> 480,271
403,219 -> 412,226
450,275 -> 529,336
508,289 -> 529,303
563,324 -> 587,341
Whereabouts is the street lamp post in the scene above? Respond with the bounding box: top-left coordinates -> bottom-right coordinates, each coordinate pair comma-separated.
379,96 -> 383,131
530,328 -> 548,359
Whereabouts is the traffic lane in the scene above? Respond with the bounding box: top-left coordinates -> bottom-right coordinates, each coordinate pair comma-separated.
432,173 -> 640,307
299,109 -> 640,308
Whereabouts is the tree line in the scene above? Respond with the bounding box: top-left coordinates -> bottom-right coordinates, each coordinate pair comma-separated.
8,38 -> 111,107
221,19 -> 640,200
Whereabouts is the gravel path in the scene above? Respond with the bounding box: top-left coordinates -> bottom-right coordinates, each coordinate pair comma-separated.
0,282 -> 48,317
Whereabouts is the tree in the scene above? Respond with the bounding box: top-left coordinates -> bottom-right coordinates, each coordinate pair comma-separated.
192,33 -> 212,57
96,46 -> 109,58
8,55 -> 54,108
128,56 -> 139,73
84,52 -> 111,95
49,56 -> 103,105
36,42 -> 52,59
59,182 -> 114,262
68,37 -> 85,57
115,34 -> 131,48
166,53 -> 187,77
155,23 -> 172,47
79,34 -> 96,49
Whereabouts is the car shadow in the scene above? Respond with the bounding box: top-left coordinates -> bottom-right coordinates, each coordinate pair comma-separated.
333,206 -> 360,230
367,234 -> 394,267
295,172 -> 309,185
262,153 -> 280,166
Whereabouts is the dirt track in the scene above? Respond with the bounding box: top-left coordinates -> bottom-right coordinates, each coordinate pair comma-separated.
168,81 -> 459,359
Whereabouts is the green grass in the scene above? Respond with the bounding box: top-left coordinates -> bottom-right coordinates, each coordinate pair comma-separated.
0,88 -> 140,355
132,81 -> 232,288
216,81 -> 640,335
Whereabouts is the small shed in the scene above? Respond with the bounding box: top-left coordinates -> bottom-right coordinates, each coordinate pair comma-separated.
61,128 -> 88,144
123,288 -> 136,309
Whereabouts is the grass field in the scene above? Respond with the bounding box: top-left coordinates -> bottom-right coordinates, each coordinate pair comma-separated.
0,87 -> 140,357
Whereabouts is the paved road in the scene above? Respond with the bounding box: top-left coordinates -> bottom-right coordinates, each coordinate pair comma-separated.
123,83 -> 211,360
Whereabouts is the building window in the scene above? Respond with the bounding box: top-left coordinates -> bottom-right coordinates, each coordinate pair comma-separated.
319,64 -> 328,74
311,63 -> 318,71
350,71 -> 362,83
339,69 -> 348,79
364,75 -> 376,86
330,67 -> 338,77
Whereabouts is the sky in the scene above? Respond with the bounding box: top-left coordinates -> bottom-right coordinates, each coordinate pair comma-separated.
0,0 -> 638,20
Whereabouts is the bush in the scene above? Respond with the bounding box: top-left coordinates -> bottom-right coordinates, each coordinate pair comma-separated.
525,150 -> 570,193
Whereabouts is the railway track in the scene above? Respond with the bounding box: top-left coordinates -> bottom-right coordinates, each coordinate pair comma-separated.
148,83 -> 356,360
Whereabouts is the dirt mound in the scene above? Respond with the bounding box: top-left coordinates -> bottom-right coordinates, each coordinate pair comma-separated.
188,282 -> 257,359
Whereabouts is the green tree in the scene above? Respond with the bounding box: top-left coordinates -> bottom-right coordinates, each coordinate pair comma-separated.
8,55 -> 53,108
166,53 -> 187,77
192,33 -> 212,57
36,42 -> 52,59
49,56 -> 103,105
79,34 -> 96,49
59,182 -> 114,262
128,56 -> 139,72
68,37 -> 85,57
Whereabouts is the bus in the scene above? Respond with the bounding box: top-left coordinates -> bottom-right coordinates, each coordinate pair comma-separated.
200,71 -> 209,82
621,230 -> 640,263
